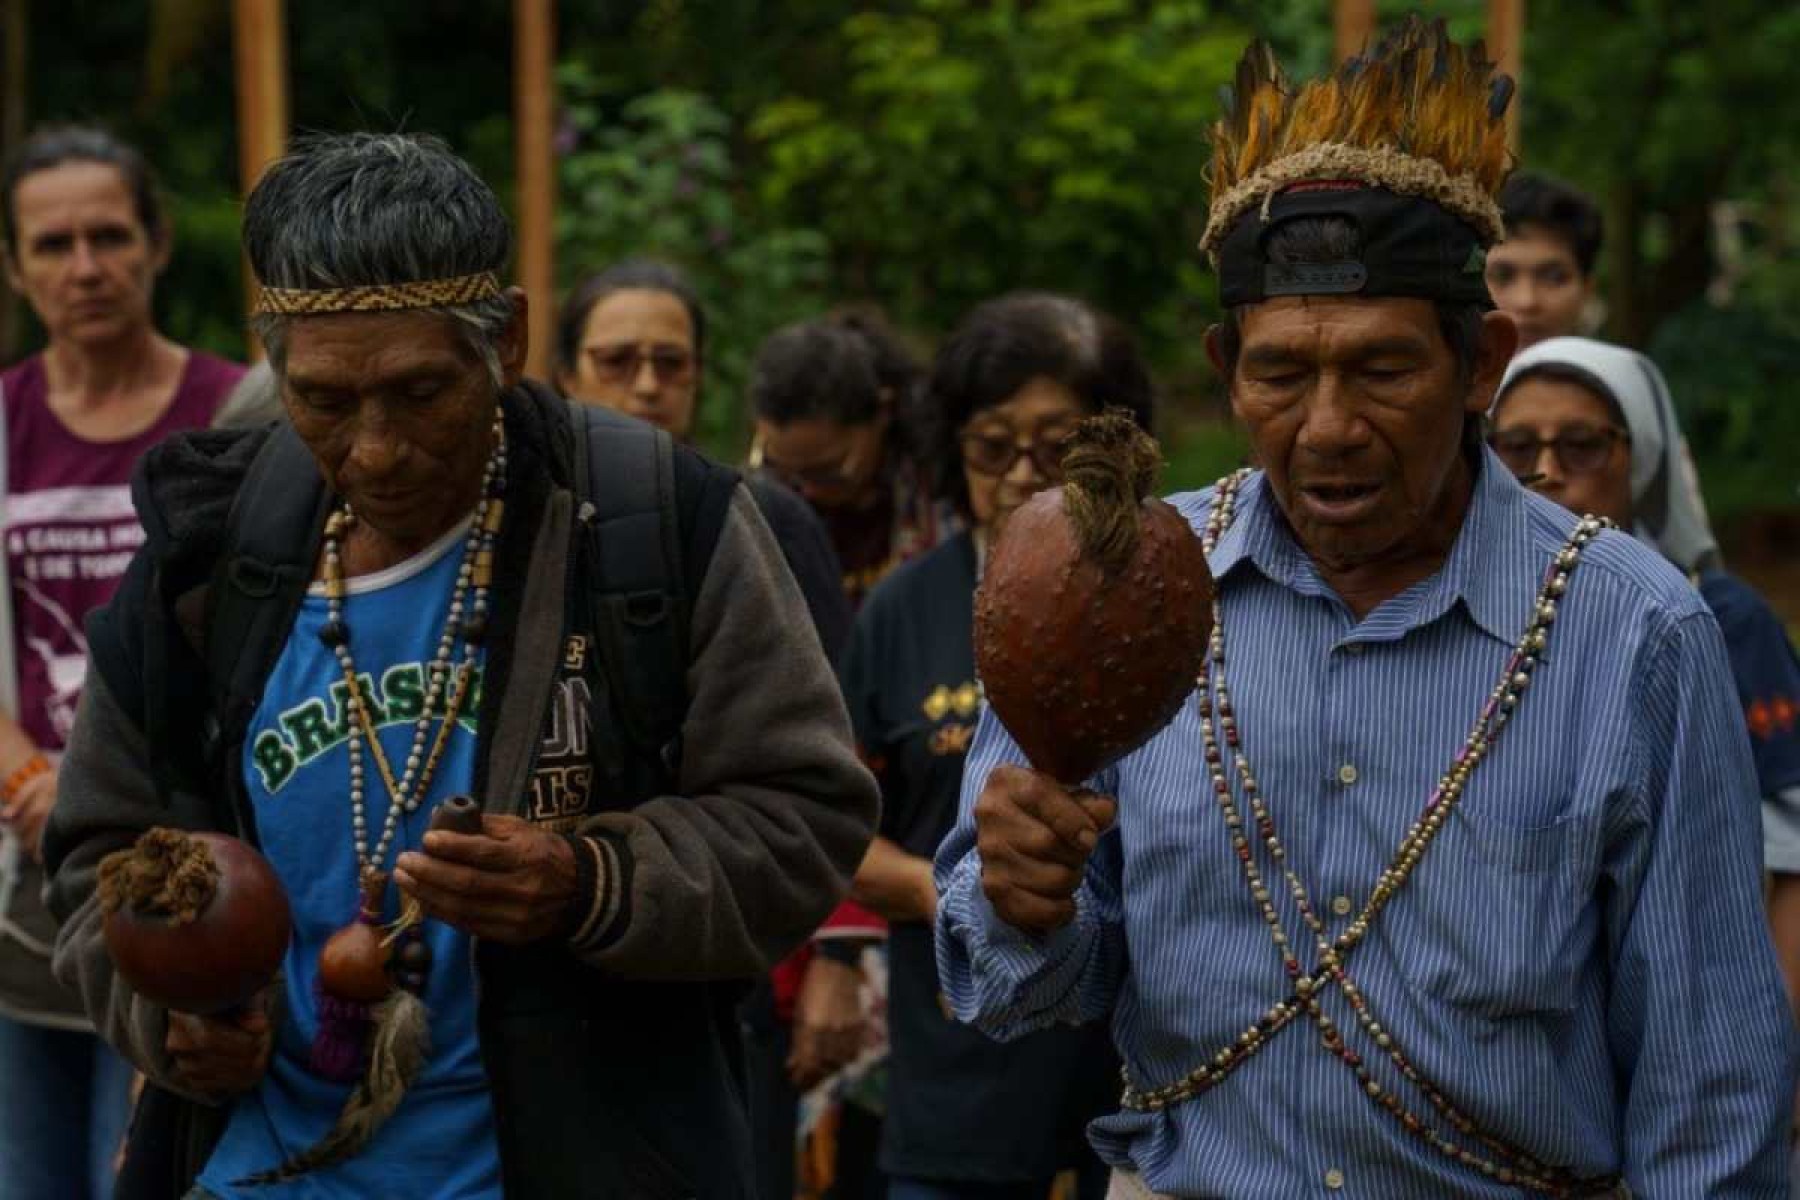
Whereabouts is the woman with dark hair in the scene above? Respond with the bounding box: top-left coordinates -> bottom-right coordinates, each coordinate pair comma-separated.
555,258 -> 705,437
0,124 -> 242,1199
750,312 -> 954,607
557,264 -> 882,1200
555,258 -> 853,646
839,292 -> 1145,1200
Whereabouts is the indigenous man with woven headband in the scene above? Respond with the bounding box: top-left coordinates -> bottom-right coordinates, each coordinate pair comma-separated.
936,18 -> 1797,1198
37,132 -> 878,1197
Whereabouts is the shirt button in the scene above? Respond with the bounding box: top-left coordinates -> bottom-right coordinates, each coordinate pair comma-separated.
1331,895 -> 1353,916
1337,763 -> 1359,786
1343,643 -> 1364,656
1324,1167 -> 1346,1190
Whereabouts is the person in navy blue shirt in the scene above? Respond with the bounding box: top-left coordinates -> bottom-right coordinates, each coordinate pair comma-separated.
842,292 -> 1150,1200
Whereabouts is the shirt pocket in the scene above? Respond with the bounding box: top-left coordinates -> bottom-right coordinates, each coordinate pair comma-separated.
1387,803 -> 1600,1020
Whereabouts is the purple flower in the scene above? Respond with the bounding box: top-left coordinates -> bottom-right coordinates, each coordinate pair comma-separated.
708,226 -> 730,248
674,175 -> 699,200
553,115 -> 579,157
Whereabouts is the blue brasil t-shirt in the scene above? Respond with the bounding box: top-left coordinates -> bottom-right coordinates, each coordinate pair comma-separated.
200,518 -> 502,1198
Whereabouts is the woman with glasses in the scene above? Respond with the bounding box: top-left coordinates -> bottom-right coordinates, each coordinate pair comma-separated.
839,293 -> 1144,1200
556,258 -> 703,437
1489,335 -> 1800,1043
750,313 -> 955,609
557,263 -> 881,1200
556,258 -> 851,647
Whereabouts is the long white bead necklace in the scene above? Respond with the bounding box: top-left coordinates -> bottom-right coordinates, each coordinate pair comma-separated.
318,413 -> 506,880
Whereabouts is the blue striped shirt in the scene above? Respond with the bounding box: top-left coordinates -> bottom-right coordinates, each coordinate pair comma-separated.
936,454 -> 1799,1198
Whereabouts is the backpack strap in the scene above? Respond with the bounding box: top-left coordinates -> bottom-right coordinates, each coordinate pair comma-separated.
570,403 -> 691,778
200,423 -> 330,790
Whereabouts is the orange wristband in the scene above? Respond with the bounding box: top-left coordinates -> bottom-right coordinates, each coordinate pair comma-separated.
2,753 -> 51,804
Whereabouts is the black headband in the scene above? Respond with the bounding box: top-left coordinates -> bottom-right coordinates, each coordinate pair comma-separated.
1215,185 -> 1493,308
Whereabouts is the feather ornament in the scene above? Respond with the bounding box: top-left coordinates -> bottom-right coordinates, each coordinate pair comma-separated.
1202,15 -> 1514,256
236,989 -> 431,1187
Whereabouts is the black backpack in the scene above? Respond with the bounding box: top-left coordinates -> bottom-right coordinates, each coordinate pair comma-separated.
198,399 -> 693,824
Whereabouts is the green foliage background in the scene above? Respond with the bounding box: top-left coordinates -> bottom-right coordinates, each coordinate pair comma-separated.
6,0 -> 1796,515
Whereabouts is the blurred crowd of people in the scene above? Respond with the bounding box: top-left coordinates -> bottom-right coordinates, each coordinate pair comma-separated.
0,99 -> 1795,1200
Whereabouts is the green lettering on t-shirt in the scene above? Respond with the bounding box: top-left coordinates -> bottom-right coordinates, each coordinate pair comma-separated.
251,729 -> 298,792
281,699 -> 337,762
383,663 -> 425,722
459,666 -> 484,730
260,661 -> 481,794
326,673 -> 388,743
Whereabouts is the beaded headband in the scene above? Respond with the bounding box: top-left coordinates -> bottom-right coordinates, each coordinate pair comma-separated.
1199,143 -> 1505,260
252,271 -> 504,316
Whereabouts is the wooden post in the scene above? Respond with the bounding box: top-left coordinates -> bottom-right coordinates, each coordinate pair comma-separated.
1487,0 -> 1524,154
513,0 -> 556,382
0,0 -> 28,363
1334,0 -> 1377,65
231,0 -> 289,355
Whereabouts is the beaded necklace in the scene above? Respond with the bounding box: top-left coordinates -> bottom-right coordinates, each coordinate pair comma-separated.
319,413 -> 506,886
1121,470 -> 1620,1199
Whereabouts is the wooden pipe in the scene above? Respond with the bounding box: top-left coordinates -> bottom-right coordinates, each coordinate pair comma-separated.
428,794 -> 484,837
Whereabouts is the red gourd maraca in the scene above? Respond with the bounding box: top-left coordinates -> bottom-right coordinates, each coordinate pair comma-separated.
99,827 -> 291,1014
973,411 -> 1214,785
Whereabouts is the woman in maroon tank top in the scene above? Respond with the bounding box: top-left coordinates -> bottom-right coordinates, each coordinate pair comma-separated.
0,125 -> 244,1200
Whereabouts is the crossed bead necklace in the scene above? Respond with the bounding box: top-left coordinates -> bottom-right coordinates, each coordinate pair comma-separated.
1121,470 -> 1619,1198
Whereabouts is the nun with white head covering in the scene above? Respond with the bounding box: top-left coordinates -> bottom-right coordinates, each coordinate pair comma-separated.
1490,334 -> 1800,1042
1492,336 -> 1720,572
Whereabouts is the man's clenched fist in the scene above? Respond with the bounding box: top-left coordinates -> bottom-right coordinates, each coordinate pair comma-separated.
974,765 -> 1116,935
166,996 -> 274,1099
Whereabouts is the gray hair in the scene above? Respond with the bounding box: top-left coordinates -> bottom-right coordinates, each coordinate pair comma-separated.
243,133 -> 514,385
212,359 -> 282,430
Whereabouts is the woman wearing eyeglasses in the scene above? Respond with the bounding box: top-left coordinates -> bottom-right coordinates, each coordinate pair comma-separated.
556,259 -> 703,436
838,293 -> 1143,1200
750,312 -> 956,609
558,264 -> 891,1200
1489,335 -> 1800,1043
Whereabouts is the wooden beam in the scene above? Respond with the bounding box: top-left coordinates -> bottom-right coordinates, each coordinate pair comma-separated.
1,0 -> 28,363
513,0 -> 556,382
1334,0 -> 1377,65
231,0 -> 289,355
1487,0 -> 1524,154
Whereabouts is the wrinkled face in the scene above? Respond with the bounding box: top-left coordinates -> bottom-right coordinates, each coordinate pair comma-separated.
1485,225 -> 1591,349
5,162 -> 167,348
1490,375 -> 1634,526
281,302 -> 525,551
1216,297 -> 1509,572
960,376 -> 1086,535
753,413 -> 889,513
562,289 -> 698,438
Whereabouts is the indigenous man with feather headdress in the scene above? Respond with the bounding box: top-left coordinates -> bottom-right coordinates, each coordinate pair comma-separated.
936,17 -> 1797,1198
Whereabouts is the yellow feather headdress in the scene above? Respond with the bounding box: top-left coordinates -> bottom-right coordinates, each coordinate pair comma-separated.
1200,16 -> 1515,261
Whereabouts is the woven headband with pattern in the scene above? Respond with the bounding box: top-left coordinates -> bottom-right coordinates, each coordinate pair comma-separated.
253,271 -> 504,316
